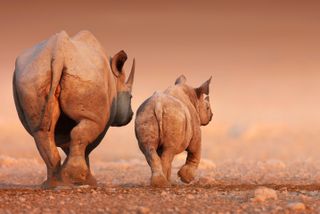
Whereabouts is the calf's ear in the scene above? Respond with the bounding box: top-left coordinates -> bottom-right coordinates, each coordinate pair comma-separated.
195,76 -> 212,98
175,75 -> 187,85
111,50 -> 127,77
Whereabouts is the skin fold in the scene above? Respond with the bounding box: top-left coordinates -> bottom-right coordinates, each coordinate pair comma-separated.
135,75 -> 213,187
13,30 -> 135,188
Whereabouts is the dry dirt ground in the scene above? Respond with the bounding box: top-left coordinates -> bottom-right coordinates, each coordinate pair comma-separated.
1,156 -> 320,214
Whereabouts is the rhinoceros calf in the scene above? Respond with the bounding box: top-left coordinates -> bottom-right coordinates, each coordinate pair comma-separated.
13,31 -> 135,188
135,75 -> 213,187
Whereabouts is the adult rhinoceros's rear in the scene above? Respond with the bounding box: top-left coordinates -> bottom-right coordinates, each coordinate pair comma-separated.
13,30 -> 135,188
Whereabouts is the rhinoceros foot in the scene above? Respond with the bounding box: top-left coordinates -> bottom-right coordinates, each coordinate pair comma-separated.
151,172 -> 170,187
41,176 -> 63,189
59,156 -> 97,186
178,164 -> 196,183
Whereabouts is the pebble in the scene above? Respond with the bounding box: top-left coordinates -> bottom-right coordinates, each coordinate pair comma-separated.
186,194 -> 195,199
54,186 -> 73,190
287,202 -> 306,210
253,187 -> 277,202
300,194 -> 311,200
160,191 -> 167,196
97,208 -> 104,213
137,206 -> 150,214
78,185 -> 90,189
19,197 -> 26,202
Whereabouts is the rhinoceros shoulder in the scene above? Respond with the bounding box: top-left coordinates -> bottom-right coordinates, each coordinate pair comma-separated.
71,30 -> 105,53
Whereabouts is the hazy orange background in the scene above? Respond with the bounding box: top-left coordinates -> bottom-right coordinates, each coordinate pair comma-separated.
1,0 -> 320,162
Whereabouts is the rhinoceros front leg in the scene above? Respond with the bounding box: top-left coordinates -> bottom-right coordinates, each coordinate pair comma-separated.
60,119 -> 99,186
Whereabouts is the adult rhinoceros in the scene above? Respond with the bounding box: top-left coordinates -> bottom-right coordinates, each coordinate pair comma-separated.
13,31 -> 135,188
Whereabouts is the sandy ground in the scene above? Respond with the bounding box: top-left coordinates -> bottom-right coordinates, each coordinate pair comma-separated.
1,155 -> 320,213
1,124 -> 320,213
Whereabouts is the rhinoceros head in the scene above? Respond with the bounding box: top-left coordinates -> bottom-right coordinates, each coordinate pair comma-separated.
195,77 -> 213,126
110,50 -> 135,126
175,75 -> 213,126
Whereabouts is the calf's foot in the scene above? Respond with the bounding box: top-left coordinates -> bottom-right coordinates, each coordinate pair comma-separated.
151,172 -> 170,187
178,164 -> 197,183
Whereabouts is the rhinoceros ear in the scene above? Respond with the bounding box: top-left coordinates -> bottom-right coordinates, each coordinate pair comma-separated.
195,76 -> 212,98
175,75 -> 187,85
111,50 -> 127,77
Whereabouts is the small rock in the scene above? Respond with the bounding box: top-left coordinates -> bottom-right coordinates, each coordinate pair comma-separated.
49,195 -> 55,200
160,191 -> 167,197
78,185 -> 90,189
253,187 -> 277,202
300,194 -> 311,200
97,208 -> 104,213
186,194 -> 195,199
309,191 -> 318,196
287,202 -> 306,211
19,197 -> 26,202
137,206 -> 150,214
54,186 -> 73,190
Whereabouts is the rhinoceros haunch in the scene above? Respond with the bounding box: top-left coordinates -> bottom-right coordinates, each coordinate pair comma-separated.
135,75 -> 212,187
13,30 -> 135,188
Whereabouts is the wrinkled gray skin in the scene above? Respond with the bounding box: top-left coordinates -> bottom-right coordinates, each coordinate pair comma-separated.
135,75 -> 213,187
13,31 -> 135,188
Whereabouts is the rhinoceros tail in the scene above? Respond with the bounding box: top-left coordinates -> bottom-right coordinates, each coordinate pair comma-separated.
154,100 -> 163,144
39,32 -> 67,131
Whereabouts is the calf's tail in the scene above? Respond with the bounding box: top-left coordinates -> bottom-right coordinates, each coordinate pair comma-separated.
154,101 -> 164,145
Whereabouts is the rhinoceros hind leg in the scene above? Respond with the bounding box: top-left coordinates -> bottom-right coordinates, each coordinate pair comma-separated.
145,148 -> 169,187
160,150 -> 174,182
41,176 -> 63,189
60,119 -> 100,186
178,150 -> 200,183
178,164 -> 197,183
151,172 -> 168,188
33,101 -> 62,189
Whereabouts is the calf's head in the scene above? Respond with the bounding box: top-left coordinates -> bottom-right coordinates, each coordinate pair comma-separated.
195,77 -> 213,125
110,50 -> 135,126
175,75 -> 213,126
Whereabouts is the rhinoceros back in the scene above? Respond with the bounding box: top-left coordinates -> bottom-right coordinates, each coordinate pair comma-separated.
13,31 -> 69,134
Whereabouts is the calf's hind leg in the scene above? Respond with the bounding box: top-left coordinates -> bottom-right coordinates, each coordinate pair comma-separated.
60,119 -> 101,186
160,149 -> 174,182
144,148 -> 169,187
178,148 -> 200,183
